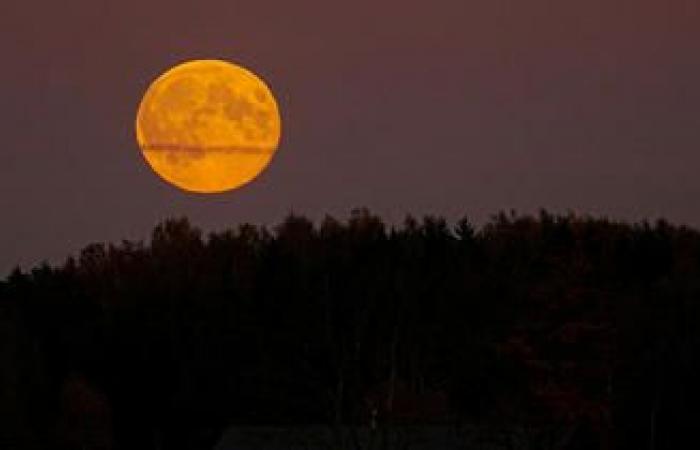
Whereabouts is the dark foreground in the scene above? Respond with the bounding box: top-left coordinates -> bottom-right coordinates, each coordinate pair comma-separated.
1,210 -> 699,450
215,425 -> 593,450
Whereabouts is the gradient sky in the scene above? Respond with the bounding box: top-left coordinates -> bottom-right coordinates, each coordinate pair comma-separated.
2,0 -> 699,274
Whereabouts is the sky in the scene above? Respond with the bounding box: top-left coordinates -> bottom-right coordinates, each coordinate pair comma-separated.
1,0 -> 699,274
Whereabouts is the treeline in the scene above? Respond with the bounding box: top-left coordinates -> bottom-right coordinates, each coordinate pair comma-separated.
1,209 -> 700,450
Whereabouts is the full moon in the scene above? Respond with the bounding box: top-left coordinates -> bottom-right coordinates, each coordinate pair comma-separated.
136,59 -> 282,193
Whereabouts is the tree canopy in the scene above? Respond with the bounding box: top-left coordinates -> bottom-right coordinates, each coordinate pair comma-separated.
2,209 -> 699,450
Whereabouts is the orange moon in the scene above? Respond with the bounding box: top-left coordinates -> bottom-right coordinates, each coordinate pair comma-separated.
135,60 -> 282,193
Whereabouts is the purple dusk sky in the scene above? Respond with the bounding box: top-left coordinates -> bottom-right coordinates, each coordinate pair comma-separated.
1,0 -> 699,274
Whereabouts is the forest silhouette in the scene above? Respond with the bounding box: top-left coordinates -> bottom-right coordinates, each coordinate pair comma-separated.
1,209 -> 699,450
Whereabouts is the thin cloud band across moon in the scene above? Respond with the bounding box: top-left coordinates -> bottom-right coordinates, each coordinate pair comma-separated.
135,59 -> 282,193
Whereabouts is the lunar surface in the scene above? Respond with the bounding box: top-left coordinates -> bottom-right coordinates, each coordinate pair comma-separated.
136,60 -> 282,193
